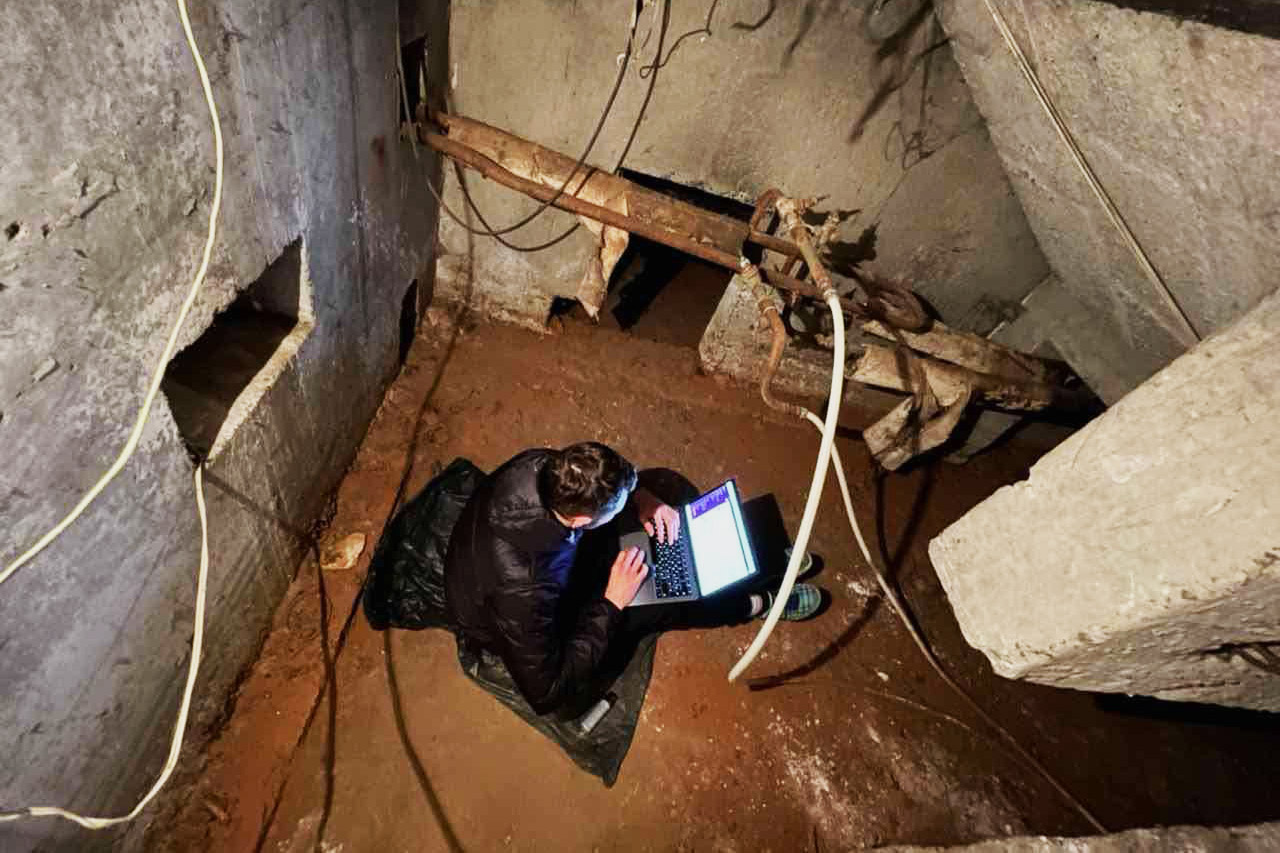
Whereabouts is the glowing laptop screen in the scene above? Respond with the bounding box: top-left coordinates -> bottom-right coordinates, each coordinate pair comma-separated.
686,481 -> 758,595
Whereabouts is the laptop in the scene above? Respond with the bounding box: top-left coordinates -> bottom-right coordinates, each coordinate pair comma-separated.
623,479 -> 762,607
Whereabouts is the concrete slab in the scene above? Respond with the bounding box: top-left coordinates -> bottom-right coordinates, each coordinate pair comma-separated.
930,290 -> 1280,711
937,0 -> 1280,401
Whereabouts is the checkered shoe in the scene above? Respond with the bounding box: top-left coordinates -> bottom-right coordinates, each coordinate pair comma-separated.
783,547 -> 816,579
761,583 -> 823,622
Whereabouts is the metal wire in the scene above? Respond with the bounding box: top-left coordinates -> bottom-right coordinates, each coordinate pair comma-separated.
427,0 -> 671,253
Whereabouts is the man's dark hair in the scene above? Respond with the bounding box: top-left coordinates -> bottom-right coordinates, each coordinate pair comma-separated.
538,442 -> 633,518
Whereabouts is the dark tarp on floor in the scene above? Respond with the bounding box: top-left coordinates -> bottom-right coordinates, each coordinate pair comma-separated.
362,457 -> 652,786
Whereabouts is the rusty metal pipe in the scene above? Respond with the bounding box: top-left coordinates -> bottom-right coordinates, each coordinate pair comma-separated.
423,128 -> 839,306
749,188 -> 783,233
748,229 -> 805,260
777,197 -> 837,299
740,262 -> 805,419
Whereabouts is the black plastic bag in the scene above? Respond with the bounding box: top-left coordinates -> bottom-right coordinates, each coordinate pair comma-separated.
456,634 -> 656,787
362,457 -> 486,630
362,456 -> 655,786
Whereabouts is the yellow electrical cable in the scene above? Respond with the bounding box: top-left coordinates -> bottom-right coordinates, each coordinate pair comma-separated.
0,0 -> 221,829
980,0 -> 1201,348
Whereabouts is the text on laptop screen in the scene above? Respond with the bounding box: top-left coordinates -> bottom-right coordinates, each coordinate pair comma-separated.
687,481 -> 755,595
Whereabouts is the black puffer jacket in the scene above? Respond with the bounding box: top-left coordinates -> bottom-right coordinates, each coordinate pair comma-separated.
444,449 -> 623,714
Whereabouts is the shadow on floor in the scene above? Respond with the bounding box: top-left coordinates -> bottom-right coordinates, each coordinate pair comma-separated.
384,630 -> 466,852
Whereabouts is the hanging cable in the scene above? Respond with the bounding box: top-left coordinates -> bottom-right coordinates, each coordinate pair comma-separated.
434,0 -> 644,240
638,0 -> 719,78
736,249 -> 1105,832
0,0 -> 222,829
1,0 -> 223,589
808,415 -> 1107,833
425,0 -> 671,253
420,0 -> 643,251
729,285 -> 845,682
1,465 -> 210,829
980,0 -> 1201,348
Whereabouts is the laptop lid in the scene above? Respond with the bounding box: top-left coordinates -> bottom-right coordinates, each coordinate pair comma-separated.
684,479 -> 761,596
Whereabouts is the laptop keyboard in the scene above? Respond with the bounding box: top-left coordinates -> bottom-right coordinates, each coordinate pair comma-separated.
652,538 -> 696,599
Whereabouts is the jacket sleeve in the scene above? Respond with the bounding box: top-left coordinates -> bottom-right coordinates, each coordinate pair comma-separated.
489,540 -> 623,715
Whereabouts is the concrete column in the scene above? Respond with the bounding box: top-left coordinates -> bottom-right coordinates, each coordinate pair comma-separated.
929,290 -> 1280,712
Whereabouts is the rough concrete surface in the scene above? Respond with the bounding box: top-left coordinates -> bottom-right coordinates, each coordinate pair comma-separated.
147,312 -> 1280,851
883,820 -> 1280,852
435,0 -> 1047,338
930,289 -> 1280,712
937,0 -> 1280,402
0,0 -> 444,850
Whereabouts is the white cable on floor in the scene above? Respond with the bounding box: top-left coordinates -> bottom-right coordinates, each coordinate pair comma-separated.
0,466 -> 211,829
800,411 -> 1107,834
728,291 -> 845,682
980,0 -> 1201,348
0,0 -> 221,829
0,0 -> 224,589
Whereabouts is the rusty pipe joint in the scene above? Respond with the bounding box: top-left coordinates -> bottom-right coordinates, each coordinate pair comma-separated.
740,259 -> 805,420
776,197 -> 837,301
739,257 -> 782,318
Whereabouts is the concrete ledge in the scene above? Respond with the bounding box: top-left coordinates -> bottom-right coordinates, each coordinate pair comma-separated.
929,289 -> 1280,712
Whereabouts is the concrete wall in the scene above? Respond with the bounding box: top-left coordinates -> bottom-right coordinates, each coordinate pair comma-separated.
929,290 -> 1280,713
937,0 -> 1280,403
436,0 -> 1047,338
0,0 -> 445,849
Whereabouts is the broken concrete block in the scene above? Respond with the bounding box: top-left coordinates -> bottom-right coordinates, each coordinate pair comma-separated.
929,290 -> 1280,712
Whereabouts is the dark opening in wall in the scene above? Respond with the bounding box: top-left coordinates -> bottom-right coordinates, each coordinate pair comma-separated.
596,170 -> 753,349
163,239 -> 303,458
399,36 -> 426,125
399,279 -> 419,365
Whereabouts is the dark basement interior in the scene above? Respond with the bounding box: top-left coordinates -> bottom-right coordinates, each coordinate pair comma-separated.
2,1 -> 1279,852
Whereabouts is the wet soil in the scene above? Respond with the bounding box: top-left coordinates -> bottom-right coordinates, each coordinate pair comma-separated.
151,309 -> 1280,852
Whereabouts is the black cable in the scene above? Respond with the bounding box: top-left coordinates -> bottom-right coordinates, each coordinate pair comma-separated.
422,0 -> 643,251
639,0 -> 717,78
615,0 -> 669,167
428,0 -> 672,254
454,0 -> 642,238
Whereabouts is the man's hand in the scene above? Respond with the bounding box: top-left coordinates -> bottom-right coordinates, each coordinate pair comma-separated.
634,488 -> 681,544
604,547 -> 649,609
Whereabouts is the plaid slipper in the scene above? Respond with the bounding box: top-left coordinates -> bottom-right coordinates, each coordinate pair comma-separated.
784,546 -> 817,579
760,583 -> 823,622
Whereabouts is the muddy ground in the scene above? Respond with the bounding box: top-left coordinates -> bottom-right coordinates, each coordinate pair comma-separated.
147,303 -> 1280,852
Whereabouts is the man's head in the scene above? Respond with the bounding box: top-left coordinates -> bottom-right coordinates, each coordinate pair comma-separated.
539,442 -> 636,529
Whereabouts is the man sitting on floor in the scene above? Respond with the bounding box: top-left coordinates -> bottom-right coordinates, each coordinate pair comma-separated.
443,441 -> 821,716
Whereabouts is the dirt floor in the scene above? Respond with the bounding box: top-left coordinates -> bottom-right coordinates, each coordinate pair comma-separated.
150,308 -> 1280,852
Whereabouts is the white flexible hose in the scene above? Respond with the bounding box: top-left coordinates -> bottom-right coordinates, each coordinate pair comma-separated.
728,291 -> 844,681
0,0 -> 224,588
0,0 -> 221,829
0,467 -> 211,828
